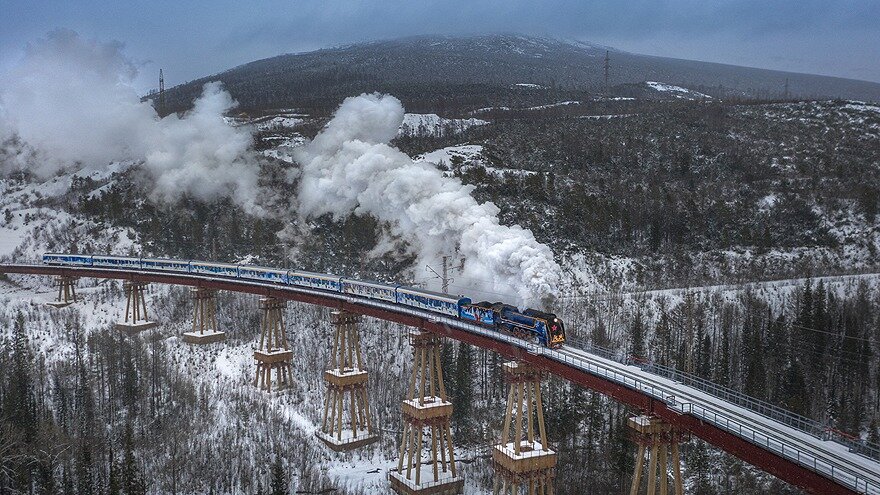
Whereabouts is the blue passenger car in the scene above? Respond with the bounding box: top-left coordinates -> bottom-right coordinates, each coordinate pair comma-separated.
43,253 -> 93,266
239,265 -> 288,284
190,261 -> 240,278
459,303 -> 496,325
288,271 -> 343,292
396,286 -> 468,317
343,279 -> 397,302
141,258 -> 191,272
92,255 -> 142,269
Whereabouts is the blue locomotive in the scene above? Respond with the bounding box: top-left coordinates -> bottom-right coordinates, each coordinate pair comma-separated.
42,253 -> 566,348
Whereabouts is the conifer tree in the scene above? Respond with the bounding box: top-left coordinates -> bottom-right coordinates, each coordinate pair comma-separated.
697,332 -> 712,378
122,423 -> 145,495
76,444 -> 94,495
440,341 -> 456,400
108,447 -> 120,495
766,313 -> 788,402
653,311 -> 673,365
629,311 -> 646,359
743,320 -> 766,400
809,280 -> 828,378
270,455 -> 287,495
452,343 -> 474,436
783,359 -> 808,416
7,312 -> 36,439
716,324 -> 731,386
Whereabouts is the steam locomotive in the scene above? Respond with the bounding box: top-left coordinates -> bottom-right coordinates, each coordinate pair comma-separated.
42,253 -> 566,348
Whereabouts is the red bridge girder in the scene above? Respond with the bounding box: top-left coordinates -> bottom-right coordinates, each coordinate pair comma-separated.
0,264 -> 860,495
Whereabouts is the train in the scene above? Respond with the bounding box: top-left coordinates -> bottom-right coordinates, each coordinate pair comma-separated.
42,253 -> 567,348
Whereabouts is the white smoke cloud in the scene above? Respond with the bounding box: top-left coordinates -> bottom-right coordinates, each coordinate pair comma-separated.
294,93 -> 562,306
141,82 -> 263,213
0,29 -> 263,214
0,30 -> 562,305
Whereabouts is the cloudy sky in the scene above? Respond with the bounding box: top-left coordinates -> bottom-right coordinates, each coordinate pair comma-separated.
2,0 -> 879,92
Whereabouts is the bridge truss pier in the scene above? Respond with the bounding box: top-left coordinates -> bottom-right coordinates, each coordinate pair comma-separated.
182,287 -> 225,344
628,415 -> 684,495
492,361 -> 556,495
253,297 -> 293,392
115,281 -> 158,335
46,276 -> 78,308
317,310 -> 378,451
389,330 -> 463,495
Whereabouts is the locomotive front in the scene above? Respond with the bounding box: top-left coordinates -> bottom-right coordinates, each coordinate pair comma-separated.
547,315 -> 566,348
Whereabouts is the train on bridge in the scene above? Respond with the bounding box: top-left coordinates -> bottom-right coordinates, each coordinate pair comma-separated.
42,253 -> 567,348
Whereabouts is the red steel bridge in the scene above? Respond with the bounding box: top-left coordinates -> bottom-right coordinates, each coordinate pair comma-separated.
1,262 -> 878,495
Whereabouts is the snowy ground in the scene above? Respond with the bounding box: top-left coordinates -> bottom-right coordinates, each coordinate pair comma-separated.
0,268 -> 499,494
414,144 -> 485,168
250,115 -> 305,131
260,135 -> 307,164
645,81 -> 712,99
0,170 -> 139,261
399,113 -> 488,137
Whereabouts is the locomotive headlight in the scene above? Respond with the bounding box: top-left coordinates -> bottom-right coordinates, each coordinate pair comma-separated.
553,318 -> 558,322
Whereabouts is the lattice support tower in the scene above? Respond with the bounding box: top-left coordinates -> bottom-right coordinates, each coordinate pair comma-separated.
628,415 -> 684,495
46,276 -> 78,308
182,287 -> 225,344
115,281 -> 158,335
317,310 -> 378,450
253,297 -> 293,392
390,330 -> 463,495
493,361 -> 556,495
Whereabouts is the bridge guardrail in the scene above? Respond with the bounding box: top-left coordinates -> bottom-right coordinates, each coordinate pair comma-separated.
643,360 -> 880,463
565,337 -> 880,464
557,338 -> 879,494
674,401 -> 880,495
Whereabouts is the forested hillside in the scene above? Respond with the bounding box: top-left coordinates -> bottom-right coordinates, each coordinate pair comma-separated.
1,90 -> 878,494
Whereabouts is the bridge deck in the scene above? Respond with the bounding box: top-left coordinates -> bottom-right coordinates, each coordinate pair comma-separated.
1,262 -> 878,495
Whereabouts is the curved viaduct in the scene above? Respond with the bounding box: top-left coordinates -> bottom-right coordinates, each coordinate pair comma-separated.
1,262 -> 878,495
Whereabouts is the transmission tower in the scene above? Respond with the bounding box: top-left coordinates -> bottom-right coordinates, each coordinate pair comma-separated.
426,254 -> 465,294
158,69 -> 165,115
603,50 -> 611,93
783,78 -> 790,100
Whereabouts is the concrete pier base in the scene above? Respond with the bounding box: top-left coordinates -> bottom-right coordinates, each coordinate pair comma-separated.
115,320 -> 159,335
182,330 -> 226,344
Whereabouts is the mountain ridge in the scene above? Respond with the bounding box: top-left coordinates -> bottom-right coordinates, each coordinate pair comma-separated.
155,33 -> 880,113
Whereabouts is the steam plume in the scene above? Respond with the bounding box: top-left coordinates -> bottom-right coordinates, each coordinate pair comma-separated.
0,29 -> 263,214
0,31 -> 563,304
294,93 -> 562,306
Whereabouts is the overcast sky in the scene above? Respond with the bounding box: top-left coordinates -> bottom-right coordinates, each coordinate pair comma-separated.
2,0 -> 879,93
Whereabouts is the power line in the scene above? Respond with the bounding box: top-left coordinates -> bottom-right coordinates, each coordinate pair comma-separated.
790,323 -> 875,344
603,50 -> 610,93
158,69 -> 165,115
425,254 -> 465,294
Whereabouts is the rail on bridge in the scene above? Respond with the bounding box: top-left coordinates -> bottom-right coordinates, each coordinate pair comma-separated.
1,261 -> 879,495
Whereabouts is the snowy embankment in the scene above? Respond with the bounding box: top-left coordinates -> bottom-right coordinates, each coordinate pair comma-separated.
645,81 -> 711,100
251,115 -> 305,131
471,101 -> 582,114
399,113 -> 488,137
0,169 -> 138,261
512,83 -> 547,89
